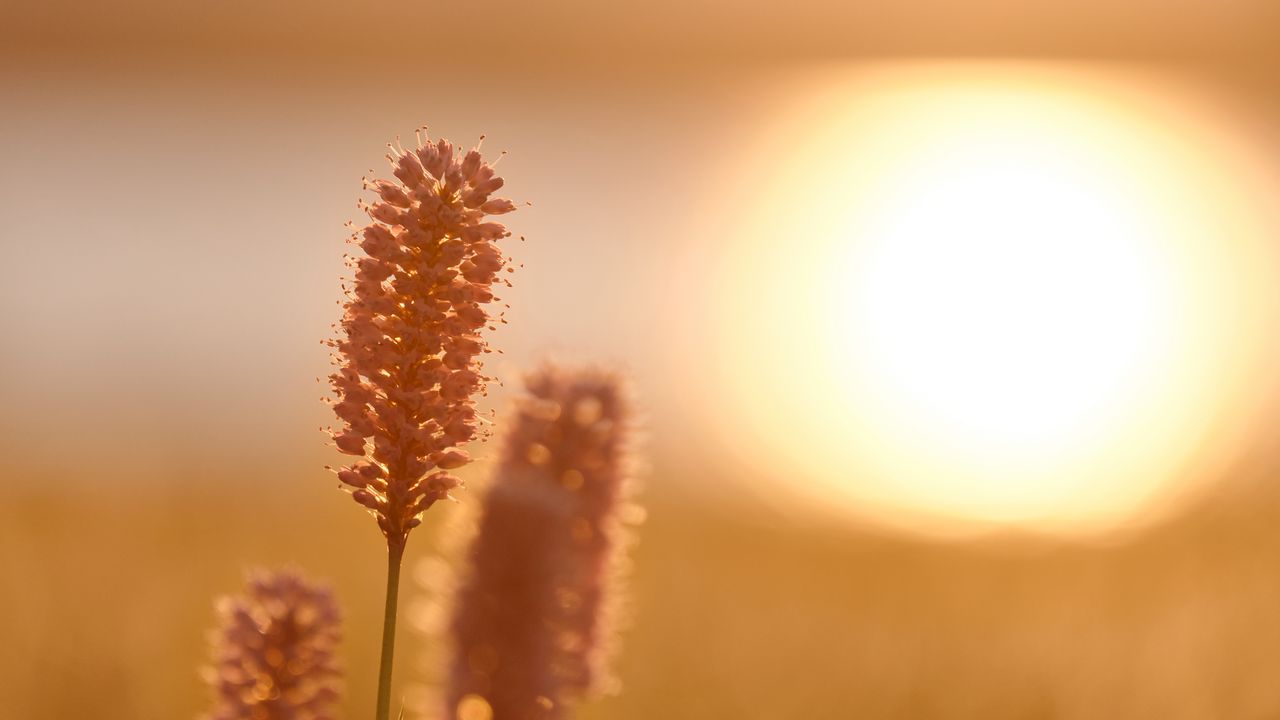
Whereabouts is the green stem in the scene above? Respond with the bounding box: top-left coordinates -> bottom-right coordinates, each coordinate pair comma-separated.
375,540 -> 405,720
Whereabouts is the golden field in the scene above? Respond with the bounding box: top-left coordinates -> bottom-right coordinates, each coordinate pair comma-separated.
5,455 -> 1280,718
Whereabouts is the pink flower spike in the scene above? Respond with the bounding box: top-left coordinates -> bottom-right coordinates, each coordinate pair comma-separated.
446,366 -> 640,720
325,131 -> 518,548
202,568 -> 343,720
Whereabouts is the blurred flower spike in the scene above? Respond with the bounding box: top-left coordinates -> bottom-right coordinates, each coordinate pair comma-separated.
203,568 -> 343,720
447,365 -> 641,720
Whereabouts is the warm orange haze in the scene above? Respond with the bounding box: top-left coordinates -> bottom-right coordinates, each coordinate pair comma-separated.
3,1 -> 1280,718
717,64 -> 1280,533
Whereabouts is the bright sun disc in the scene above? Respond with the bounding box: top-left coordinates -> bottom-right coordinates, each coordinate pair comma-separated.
711,64 -> 1274,534
840,108 -> 1176,467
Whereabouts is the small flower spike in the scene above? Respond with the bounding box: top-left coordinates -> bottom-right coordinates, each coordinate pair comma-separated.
326,130 -> 517,549
203,568 -> 343,720
446,366 -> 638,720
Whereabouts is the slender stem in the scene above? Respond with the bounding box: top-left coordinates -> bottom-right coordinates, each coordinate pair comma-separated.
375,540 -> 405,720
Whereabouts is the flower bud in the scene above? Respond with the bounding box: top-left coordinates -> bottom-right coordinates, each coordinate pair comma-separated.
434,447 -> 471,470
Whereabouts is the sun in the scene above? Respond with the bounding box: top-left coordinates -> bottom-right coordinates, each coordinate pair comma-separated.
709,64 -> 1273,533
836,106 -> 1176,472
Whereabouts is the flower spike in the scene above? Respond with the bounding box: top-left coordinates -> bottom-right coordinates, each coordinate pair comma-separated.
446,366 -> 639,720
325,131 -> 516,549
203,568 -> 343,720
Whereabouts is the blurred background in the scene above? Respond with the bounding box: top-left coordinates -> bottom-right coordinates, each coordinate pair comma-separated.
3,1 -> 1280,718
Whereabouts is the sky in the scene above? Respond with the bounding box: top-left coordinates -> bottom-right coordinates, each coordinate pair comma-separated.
3,0 -> 1280,536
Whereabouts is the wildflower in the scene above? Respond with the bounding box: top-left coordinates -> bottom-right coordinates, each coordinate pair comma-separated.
203,568 -> 342,720
325,129 -> 518,720
326,129 -> 516,549
447,366 -> 638,719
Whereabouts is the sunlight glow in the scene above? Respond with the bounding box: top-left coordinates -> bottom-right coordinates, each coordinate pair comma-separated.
711,64 -> 1278,534
839,101 -> 1176,472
